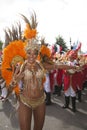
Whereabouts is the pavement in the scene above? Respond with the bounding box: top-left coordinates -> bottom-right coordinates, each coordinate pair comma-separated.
0,88 -> 87,130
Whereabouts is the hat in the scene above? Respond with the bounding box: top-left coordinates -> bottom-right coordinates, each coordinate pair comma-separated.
68,50 -> 78,59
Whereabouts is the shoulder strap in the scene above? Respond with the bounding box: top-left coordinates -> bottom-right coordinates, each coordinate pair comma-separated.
36,61 -> 46,74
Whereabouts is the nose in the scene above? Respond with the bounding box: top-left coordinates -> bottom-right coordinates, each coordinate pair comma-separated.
30,54 -> 34,58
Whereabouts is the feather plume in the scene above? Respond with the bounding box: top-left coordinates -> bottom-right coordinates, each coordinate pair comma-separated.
20,11 -> 38,29
19,13 -> 31,29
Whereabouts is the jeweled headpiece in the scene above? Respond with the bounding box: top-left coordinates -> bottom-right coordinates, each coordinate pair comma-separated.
25,38 -> 41,51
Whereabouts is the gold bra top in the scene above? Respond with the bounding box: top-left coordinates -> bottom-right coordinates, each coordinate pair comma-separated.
21,62 -> 46,80
24,69 -> 45,80
20,61 -> 46,88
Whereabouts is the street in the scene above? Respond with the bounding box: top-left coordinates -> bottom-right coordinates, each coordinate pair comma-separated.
0,88 -> 87,130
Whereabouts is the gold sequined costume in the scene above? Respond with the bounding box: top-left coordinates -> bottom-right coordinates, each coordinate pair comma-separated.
19,61 -> 46,109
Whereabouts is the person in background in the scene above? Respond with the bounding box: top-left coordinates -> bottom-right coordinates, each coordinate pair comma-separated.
56,69 -> 63,96
0,63 -> 8,101
44,72 -> 52,105
62,50 -> 79,112
76,54 -> 87,102
74,57 -> 83,102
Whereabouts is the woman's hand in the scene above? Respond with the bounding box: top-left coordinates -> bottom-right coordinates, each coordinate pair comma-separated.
9,63 -> 24,89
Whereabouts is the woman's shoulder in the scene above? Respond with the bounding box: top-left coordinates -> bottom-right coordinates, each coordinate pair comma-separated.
36,60 -> 46,71
36,60 -> 43,67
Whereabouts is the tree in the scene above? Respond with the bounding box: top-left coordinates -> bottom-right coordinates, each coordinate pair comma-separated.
0,40 -> 3,50
55,35 -> 68,52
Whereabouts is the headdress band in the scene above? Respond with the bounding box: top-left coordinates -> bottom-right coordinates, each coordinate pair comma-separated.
25,38 -> 41,52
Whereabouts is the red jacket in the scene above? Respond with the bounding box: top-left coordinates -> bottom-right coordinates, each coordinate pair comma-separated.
63,71 -> 77,92
75,71 -> 84,90
56,69 -> 63,86
49,70 -> 56,92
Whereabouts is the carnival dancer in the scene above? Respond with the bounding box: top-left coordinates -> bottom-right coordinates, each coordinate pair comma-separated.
9,42 -> 76,130
1,12 -> 77,130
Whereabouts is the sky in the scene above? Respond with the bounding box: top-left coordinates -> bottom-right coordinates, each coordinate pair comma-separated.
0,0 -> 87,52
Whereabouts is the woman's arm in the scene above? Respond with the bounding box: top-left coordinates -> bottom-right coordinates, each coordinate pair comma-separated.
55,64 -> 77,70
43,62 -> 77,71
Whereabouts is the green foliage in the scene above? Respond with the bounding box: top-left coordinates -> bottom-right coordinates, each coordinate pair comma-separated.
55,35 -> 68,52
0,40 -> 3,50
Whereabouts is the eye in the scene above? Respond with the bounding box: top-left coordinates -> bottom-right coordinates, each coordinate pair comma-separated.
34,52 -> 38,55
27,51 -> 31,55
34,50 -> 38,55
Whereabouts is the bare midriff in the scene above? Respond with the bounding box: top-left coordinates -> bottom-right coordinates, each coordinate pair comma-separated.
21,85 -> 44,100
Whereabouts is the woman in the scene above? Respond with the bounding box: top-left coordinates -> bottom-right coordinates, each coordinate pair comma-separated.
1,13 -> 77,130
7,39 -> 77,130
15,41 -> 46,130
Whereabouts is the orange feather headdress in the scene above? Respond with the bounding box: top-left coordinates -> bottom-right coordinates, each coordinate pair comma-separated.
1,12 -> 40,95
21,12 -> 41,52
1,40 -> 26,94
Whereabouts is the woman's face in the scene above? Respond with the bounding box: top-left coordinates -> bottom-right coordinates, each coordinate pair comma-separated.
26,49 -> 38,64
